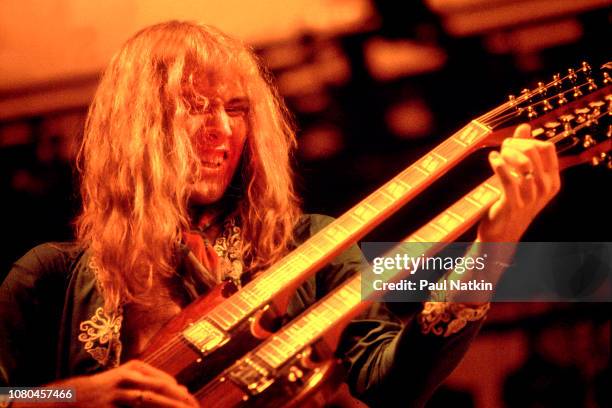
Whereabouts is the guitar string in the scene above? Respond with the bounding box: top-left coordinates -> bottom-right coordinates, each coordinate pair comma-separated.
191,109 -> 612,399
482,81 -> 597,128
143,66 -> 605,367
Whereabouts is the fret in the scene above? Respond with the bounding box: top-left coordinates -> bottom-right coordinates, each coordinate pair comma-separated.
308,233 -> 336,253
453,197 -> 480,215
254,277 -> 280,301
324,223 -> 351,242
470,186 -> 496,206
434,213 -> 461,233
409,233 -> 427,243
231,296 -> 251,313
378,189 -> 397,203
417,151 -> 448,174
300,242 -> 324,260
451,134 -> 468,147
414,164 -> 431,177
339,212 -> 367,234
464,195 -> 484,209
418,154 -> 443,175
208,309 -> 234,330
352,202 -> 379,224
325,296 -> 344,312
268,336 -> 293,356
295,249 -> 316,266
337,212 -> 363,235
367,191 -> 394,213
446,209 -> 465,223
276,253 -> 311,276
330,289 -> 354,303
416,225 -> 445,242
257,346 -> 284,367
455,121 -> 490,146
238,288 -> 260,307
383,179 -> 412,199
399,166 -> 427,185
316,304 -> 337,324
429,222 -> 449,236
483,181 -> 501,195
336,285 -> 358,302
470,119 -> 491,133
244,283 -> 265,299
223,301 -> 244,320
303,314 -> 326,332
343,281 -> 361,298
284,324 -> 303,341
435,139 -> 463,159
277,330 -> 293,344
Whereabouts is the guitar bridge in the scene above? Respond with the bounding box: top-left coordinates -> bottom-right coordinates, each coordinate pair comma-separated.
183,319 -> 230,355
227,354 -> 275,395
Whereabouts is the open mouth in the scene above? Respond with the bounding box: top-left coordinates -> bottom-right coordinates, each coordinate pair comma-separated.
200,150 -> 228,169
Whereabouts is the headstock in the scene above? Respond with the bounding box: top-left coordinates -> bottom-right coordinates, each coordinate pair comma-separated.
481,61 -> 611,171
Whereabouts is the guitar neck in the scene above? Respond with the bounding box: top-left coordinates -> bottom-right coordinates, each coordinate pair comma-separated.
249,174 -> 502,370
248,80 -> 612,367
203,121 -> 492,331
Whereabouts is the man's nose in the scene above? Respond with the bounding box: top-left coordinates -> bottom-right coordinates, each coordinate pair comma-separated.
204,108 -> 232,141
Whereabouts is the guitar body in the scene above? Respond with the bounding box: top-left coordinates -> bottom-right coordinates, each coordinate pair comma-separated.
139,280 -> 270,391
197,343 -> 354,408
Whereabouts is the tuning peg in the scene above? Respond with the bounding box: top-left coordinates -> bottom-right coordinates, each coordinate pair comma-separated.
559,114 -> 574,132
558,92 -> 568,106
591,152 -> 607,166
587,77 -> 598,92
542,99 -> 553,112
527,106 -> 537,119
603,72 -> 611,85
520,88 -> 532,104
568,68 -> 577,83
589,101 -> 605,115
574,107 -> 590,124
544,121 -> 561,137
544,121 -> 561,138
581,61 -> 592,75
582,135 -> 596,149
573,86 -> 583,98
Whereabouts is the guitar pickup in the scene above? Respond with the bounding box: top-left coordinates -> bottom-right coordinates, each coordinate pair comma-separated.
183,319 -> 230,355
227,354 -> 275,395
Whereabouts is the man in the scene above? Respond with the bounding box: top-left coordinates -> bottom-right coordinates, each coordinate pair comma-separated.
0,21 -> 560,407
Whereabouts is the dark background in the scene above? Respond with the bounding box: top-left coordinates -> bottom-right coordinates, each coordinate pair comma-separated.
1,1 -> 610,407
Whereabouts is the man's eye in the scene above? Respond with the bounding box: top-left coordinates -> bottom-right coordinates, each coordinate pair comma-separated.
225,104 -> 249,116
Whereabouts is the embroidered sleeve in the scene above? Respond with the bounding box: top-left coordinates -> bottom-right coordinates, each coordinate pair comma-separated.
78,306 -> 123,368
418,302 -> 490,337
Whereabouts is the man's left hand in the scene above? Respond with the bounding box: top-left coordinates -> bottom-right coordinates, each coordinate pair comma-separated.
477,123 -> 561,242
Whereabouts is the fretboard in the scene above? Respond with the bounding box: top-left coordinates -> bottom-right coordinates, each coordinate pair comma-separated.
200,121 -> 492,332
251,175 -> 502,370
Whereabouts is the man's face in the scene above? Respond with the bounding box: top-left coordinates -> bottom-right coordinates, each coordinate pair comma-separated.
181,71 -> 250,206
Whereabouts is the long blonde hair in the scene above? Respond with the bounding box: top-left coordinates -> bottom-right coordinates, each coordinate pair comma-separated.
76,21 -> 301,310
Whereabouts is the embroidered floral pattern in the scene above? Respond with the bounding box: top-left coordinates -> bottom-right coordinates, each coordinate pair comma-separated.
418,302 -> 490,337
213,217 -> 244,286
78,306 -> 123,368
